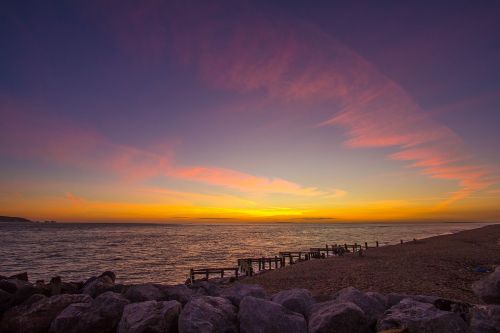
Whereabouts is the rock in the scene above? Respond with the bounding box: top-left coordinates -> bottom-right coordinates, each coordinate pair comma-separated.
377,298 -> 470,333
82,275 -> 115,298
386,292 -> 439,307
178,296 -> 238,333
161,284 -> 196,305
61,282 -> 81,294
220,283 -> 266,306
117,300 -> 181,333
99,271 -> 116,283
332,286 -> 386,322
0,279 -> 31,294
50,276 -> 62,295
10,284 -> 41,306
472,266 -> 500,304
0,288 -> 12,314
0,293 -> 91,333
189,281 -> 222,296
239,296 -> 307,333
271,288 -> 315,317
433,298 -> 473,324
308,300 -> 371,333
124,283 -> 165,302
470,304 -> 500,333
366,291 -> 388,308
9,272 -> 28,282
49,291 -> 130,333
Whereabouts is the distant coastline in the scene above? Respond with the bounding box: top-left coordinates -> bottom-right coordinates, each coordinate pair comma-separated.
0,216 -> 57,224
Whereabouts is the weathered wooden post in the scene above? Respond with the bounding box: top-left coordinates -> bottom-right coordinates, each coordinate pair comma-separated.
344,243 -> 348,250
400,239 -> 403,244
376,241 -> 379,247
190,269 -> 194,282
354,243 -> 358,252
326,244 -> 329,257
205,270 -> 209,280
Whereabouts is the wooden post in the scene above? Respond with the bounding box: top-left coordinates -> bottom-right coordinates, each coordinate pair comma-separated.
400,239 -> 403,244
344,243 -> 348,250
365,242 -> 368,250
326,244 -> 329,257
235,269 -> 239,280
354,243 -> 358,252
205,270 -> 209,280
268,258 -> 272,270
221,270 -> 224,278
376,241 -> 379,247
190,269 -> 194,282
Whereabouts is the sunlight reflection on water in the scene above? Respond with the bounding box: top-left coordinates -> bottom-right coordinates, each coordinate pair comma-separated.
0,222 -> 489,284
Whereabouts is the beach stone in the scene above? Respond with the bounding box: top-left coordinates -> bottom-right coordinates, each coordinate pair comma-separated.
472,266 -> 500,304
99,271 -> 116,283
161,284 -> 196,305
9,272 -> 28,282
189,281 -> 222,296
308,300 -> 371,333
49,291 -> 130,333
271,288 -> 315,317
82,275 -> 115,298
117,300 -> 181,333
178,296 -> 238,333
239,296 -> 307,333
124,283 -> 165,302
0,293 -> 91,333
470,304 -> 500,333
366,291 -> 389,308
332,286 -> 386,322
220,283 -> 266,306
377,298 -> 470,333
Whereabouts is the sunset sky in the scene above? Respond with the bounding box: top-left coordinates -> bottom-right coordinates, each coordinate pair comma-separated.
1,1 -> 500,222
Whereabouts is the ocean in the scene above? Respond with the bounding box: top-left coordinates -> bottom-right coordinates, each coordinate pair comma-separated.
0,222 -> 490,285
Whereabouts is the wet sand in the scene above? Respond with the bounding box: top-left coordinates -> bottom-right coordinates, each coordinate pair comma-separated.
244,224 -> 500,303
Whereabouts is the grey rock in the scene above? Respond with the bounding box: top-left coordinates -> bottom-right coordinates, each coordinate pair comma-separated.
470,304 -> 500,333
124,283 -> 165,302
82,275 -> 115,298
220,283 -> 266,306
117,300 -> 181,333
161,284 -> 196,305
332,286 -> 386,322
0,293 -> 91,333
377,298 -> 470,333
179,296 -> 238,333
309,300 -> 371,333
472,266 -> 500,304
433,298 -> 473,324
271,288 -> 315,317
99,271 -> 116,283
366,291 -> 389,308
189,281 -> 222,296
49,291 -> 130,333
239,296 -> 307,333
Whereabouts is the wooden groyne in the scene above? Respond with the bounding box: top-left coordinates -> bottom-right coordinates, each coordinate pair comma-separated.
188,239 -> 413,283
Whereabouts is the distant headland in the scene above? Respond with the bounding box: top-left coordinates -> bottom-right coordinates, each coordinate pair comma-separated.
0,216 -> 57,224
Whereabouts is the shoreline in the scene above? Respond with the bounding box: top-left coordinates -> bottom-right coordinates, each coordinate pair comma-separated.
243,224 -> 500,303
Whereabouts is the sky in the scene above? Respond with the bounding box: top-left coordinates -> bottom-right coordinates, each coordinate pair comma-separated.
1,0 -> 500,222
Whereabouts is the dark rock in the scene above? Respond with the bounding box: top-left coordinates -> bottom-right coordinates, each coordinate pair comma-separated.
50,276 -> 62,295
124,283 -> 165,302
220,283 -> 266,306
366,291 -> 388,308
82,275 -> 115,298
332,286 -> 386,322
0,279 -> 30,294
472,266 -> 500,304
178,296 -> 238,333
377,298 -> 470,333
49,291 -> 130,333
308,300 -> 371,333
161,284 -> 196,305
271,288 -> 315,317
433,298 -> 473,324
0,288 -> 12,314
189,281 -> 222,297
10,284 -> 41,306
61,282 -> 80,294
117,300 -> 181,333
0,293 -> 91,333
9,272 -> 28,282
470,304 -> 500,333
239,296 -> 307,333
23,293 -> 47,307
99,271 -> 116,283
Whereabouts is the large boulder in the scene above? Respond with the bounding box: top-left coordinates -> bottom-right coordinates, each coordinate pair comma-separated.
377,298 -> 470,333
271,288 -> 315,317
160,284 -> 196,305
332,286 -> 386,322
470,304 -> 500,333
308,300 -> 371,333
124,284 -> 165,303
472,266 -> 500,304
0,279 -> 31,294
386,292 -> 438,308
178,296 -> 238,333
239,296 -> 307,333
0,294 -> 91,333
0,289 -> 13,314
189,281 -> 222,297
117,300 -> 181,333
9,273 -> 29,282
49,291 -> 130,333
82,275 -> 115,298
220,283 -> 266,306
366,291 -> 388,308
